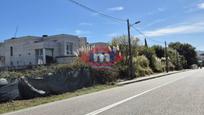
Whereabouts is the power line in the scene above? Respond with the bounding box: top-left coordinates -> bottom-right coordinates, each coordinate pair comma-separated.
131,26 -> 164,45
66,0 -> 170,46
131,26 -> 146,40
148,38 -> 164,44
67,0 -> 126,23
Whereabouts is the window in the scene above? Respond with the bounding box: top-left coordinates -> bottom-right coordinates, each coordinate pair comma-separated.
10,61 -> 13,66
10,46 -> 13,56
35,49 -> 44,65
66,42 -> 73,55
36,49 -> 43,56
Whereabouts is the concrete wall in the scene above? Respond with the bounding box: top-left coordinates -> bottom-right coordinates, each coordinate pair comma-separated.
0,43 -> 5,67
56,57 -> 76,64
3,36 -> 39,66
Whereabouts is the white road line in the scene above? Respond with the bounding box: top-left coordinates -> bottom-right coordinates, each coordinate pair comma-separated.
85,76 -> 186,115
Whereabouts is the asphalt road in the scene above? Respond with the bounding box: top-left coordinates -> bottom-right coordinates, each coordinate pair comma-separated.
3,69 -> 204,115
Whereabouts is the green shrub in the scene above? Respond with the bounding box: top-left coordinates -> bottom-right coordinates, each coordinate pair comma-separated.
112,61 -> 128,79
152,45 -> 165,58
0,58 -> 89,79
0,71 -> 24,79
151,55 -> 165,73
90,68 -> 119,84
0,58 -> 119,84
168,61 -> 175,71
133,55 -> 153,77
161,58 -> 175,71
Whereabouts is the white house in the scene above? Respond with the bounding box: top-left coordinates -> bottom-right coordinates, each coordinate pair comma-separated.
0,34 -> 87,68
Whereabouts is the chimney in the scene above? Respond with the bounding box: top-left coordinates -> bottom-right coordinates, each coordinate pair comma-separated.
42,35 -> 48,38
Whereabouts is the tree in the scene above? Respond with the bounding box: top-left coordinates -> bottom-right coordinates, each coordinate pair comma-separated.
111,35 -> 140,79
111,35 -> 139,64
152,45 -> 186,70
169,42 -> 197,69
167,48 -> 185,70
152,45 -> 165,58
137,47 -> 161,72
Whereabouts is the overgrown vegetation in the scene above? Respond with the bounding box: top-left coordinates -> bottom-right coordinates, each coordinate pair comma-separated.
110,35 -> 198,79
0,58 -> 118,84
0,36 -> 198,82
133,55 -> 153,77
169,42 -> 197,69
0,58 -> 86,78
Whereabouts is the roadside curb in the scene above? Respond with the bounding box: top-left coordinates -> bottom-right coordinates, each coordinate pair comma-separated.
116,70 -> 188,86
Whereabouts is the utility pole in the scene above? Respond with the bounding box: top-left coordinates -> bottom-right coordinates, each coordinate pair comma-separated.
165,41 -> 169,73
144,38 -> 148,48
176,51 -> 179,70
127,19 -> 134,79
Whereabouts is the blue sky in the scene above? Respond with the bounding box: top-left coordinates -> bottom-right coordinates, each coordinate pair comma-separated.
0,0 -> 204,50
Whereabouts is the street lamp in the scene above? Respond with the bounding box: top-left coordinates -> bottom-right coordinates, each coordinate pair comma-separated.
127,19 -> 141,79
131,21 -> 141,27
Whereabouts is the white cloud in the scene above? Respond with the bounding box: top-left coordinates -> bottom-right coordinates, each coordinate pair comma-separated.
79,22 -> 93,26
144,19 -> 166,28
145,22 -> 204,37
157,8 -> 165,12
198,2 -> 204,9
150,8 -> 165,14
108,6 -> 124,11
186,2 -> 204,13
75,30 -> 91,35
107,33 -> 119,37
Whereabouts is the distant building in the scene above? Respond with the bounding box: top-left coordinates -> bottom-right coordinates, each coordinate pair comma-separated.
197,51 -> 204,62
89,42 -> 109,47
0,34 -> 87,68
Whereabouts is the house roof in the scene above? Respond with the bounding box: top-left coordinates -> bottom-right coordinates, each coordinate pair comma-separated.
4,34 -> 86,43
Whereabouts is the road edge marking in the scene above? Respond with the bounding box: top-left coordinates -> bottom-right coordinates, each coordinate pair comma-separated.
85,76 -> 186,115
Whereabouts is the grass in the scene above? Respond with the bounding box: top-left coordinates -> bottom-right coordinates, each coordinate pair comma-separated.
0,84 -> 115,114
